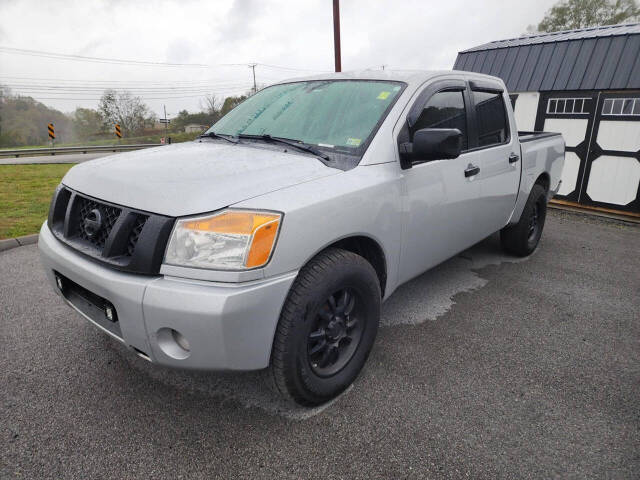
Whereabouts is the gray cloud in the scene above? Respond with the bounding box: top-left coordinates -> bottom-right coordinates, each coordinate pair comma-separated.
0,0 -> 559,116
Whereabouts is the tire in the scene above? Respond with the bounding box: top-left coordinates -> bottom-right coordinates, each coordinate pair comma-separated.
270,248 -> 381,406
500,184 -> 548,257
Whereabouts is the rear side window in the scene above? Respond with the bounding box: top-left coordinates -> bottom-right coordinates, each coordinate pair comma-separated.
472,90 -> 509,147
413,90 -> 468,150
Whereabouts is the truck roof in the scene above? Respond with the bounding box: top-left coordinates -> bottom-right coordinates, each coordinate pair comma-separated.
276,69 -> 504,88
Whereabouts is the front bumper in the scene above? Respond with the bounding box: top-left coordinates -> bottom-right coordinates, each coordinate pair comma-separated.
38,222 -> 297,370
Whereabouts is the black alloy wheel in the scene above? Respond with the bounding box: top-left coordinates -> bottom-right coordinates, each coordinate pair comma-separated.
528,202 -> 540,242
307,288 -> 364,377
270,248 -> 381,406
500,184 -> 548,257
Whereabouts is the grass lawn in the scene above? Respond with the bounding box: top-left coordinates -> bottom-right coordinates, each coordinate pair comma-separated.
0,164 -> 75,239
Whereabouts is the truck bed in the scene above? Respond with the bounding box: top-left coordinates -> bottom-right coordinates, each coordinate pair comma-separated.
507,130 -> 565,226
518,131 -> 562,143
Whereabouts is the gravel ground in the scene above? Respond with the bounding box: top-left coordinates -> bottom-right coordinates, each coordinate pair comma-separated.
1,210 -> 638,479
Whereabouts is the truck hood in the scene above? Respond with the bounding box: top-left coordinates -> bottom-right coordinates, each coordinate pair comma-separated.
62,141 -> 339,217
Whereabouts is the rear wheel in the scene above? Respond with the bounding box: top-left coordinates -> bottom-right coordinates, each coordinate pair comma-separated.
270,248 -> 381,406
500,184 -> 547,256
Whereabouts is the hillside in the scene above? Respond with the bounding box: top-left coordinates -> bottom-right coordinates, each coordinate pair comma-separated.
0,94 -> 72,147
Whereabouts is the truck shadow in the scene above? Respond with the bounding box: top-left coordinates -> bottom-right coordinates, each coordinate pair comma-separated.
115,232 -> 529,419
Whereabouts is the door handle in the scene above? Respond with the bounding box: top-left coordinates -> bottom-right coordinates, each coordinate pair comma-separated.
508,153 -> 520,164
464,164 -> 480,177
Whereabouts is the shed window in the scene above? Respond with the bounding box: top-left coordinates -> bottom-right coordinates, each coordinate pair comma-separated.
602,98 -> 640,116
547,97 -> 591,115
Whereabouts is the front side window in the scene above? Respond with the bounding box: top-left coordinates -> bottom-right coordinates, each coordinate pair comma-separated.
412,90 -> 468,150
472,90 -> 509,148
208,80 -> 403,153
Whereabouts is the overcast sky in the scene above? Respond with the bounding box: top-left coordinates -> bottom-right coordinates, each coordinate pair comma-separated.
0,0 -> 558,117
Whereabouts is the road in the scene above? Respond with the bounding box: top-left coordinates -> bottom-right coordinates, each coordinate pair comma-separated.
1,211 -> 639,479
0,152 -> 117,165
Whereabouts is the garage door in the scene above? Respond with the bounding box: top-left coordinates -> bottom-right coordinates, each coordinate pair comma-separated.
536,91 -> 640,214
581,93 -> 640,214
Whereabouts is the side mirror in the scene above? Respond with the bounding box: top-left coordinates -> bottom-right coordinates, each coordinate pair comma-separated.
400,128 -> 462,168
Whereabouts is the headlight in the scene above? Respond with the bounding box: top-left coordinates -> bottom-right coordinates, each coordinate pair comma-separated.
164,209 -> 282,270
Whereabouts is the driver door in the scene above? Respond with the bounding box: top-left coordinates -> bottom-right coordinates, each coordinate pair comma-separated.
397,79 -> 482,284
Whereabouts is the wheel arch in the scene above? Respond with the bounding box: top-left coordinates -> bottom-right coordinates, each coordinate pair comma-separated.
534,172 -> 551,196
301,234 -> 388,298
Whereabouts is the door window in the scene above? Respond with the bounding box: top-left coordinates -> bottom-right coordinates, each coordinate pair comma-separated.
471,90 -> 509,147
413,90 -> 468,150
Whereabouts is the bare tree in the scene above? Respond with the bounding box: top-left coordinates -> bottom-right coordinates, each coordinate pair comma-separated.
98,90 -> 155,135
200,94 -> 219,116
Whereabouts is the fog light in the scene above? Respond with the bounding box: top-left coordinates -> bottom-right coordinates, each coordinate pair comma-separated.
55,275 -> 64,291
156,327 -> 191,360
172,329 -> 190,352
105,304 -> 114,322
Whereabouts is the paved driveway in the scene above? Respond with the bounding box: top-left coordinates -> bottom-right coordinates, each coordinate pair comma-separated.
1,211 -> 638,479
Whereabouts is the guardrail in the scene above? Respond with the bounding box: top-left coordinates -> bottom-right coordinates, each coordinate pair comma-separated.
0,143 -> 162,158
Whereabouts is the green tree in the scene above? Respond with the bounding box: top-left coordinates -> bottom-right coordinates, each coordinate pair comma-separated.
537,0 -> 640,32
98,89 -> 155,135
71,107 -> 104,141
170,109 -> 217,132
219,94 -> 248,117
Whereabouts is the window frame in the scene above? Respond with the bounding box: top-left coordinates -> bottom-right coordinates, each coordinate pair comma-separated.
399,77 -> 515,166
601,97 -> 640,117
546,96 -> 592,115
403,78 -> 471,156
409,87 -> 470,152
466,86 -> 512,151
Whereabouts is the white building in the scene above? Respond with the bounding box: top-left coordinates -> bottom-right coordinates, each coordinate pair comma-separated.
455,23 -> 640,216
184,124 -> 207,133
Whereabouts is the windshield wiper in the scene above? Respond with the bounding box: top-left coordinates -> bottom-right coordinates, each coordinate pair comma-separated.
235,134 -> 331,161
199,131 -> 238,144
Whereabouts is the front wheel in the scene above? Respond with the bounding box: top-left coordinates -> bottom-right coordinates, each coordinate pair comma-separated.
500,184 -> 548,257
270,248 -> 381,406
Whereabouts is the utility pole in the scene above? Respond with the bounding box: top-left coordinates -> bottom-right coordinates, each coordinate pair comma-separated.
381,64 -> 387,70
163,104 -> 168,137
248,64 -> 257,94
332,0 -> 341,72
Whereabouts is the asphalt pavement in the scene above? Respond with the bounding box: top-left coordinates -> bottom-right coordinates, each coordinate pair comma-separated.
1,210 -> 639,479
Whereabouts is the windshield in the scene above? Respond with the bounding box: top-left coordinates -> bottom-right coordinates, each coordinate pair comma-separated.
207,80 -> 404,152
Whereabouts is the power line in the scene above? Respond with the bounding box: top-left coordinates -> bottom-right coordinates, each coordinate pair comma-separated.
0,46 -> 331,73
0,46 -> 211,67
3,83 -> 253,93
7,84 -> 255,102
0,76 -> 253,86
0,74 -> 251,84
15,92 -> 249,101
256,63 -> 331,73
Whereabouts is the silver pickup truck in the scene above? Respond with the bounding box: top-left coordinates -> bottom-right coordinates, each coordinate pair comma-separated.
39,70 -> 564,406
